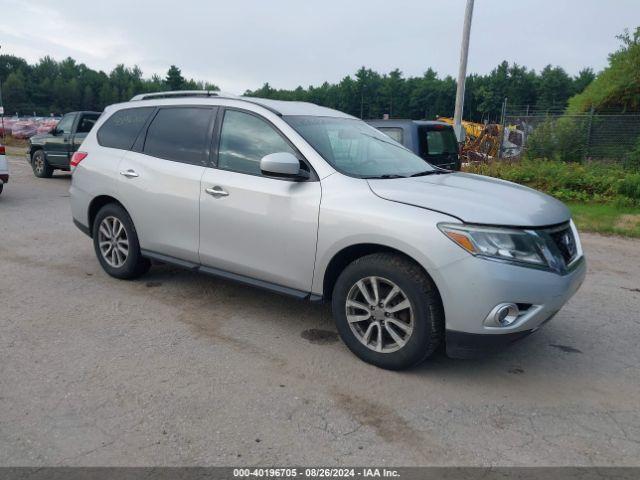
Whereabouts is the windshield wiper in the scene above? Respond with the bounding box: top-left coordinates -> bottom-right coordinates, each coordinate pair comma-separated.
362,174 -> 407,179
409,169 -> 452,177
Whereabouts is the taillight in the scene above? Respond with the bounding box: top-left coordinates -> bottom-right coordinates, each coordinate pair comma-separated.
70,151 -> 88,168
0,145 -> 5,155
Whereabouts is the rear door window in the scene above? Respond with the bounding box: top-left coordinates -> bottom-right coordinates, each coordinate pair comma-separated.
143,107 -> 214,165
98,107 -> 154,150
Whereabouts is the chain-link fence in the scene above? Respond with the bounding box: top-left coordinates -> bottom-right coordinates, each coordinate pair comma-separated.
501,105 -> 640,166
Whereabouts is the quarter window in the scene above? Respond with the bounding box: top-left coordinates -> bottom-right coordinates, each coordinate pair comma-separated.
378,127 -> 403,144
98,107 -> 154,150
143,107 -> 213,165
218,110 -> 298,176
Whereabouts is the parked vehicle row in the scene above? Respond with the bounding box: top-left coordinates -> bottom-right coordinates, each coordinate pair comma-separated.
0,116 -> 60,138
68,91 -> 586,370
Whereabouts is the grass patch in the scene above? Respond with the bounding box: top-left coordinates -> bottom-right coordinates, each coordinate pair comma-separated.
464,159 -> 640,237
1,136 -> 29,148
569,203 -> 640,237
464,159 -> 640,203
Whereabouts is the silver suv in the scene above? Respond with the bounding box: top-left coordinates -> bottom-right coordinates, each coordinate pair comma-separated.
70,91 -> 586,370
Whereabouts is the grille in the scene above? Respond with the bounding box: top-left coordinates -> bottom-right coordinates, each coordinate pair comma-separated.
549,225 -> 578,265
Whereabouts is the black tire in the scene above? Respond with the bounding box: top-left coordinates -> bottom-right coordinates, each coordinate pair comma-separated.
0,184 -> 3,195
331,253 -> 444,370
92,203 -> 151,279
31,150 -> 53,178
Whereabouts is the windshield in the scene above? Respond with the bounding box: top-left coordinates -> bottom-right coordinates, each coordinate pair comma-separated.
284,116 -> 435,178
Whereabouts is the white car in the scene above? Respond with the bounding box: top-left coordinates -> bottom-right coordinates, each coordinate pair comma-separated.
0,144 -> 9,195
69,91 -> 586,370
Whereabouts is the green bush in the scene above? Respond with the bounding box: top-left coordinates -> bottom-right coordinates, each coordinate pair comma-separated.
525,117 -> 587,163
624,136 -> 640,170
465,159 -> 639,204
526,119 -> 556,160
618,173 -> 640,200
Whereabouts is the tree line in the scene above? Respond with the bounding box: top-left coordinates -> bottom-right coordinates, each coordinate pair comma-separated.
0,53 -> 595,120
0,57 -> 218,116
246,63 -> 595,122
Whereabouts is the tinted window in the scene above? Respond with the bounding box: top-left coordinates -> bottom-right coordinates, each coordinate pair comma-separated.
98,107 -> 154,150
56,114 -> 75,134
419,126 -> 458,156
218,110 -> 298,176
378,127 -> 403,144
143,107 -> 213,165
77,113 -> 100,133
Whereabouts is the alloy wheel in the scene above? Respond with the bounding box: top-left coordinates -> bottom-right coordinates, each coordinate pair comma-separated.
345,276 -> 414,353
34,154 -> 44,174
98,216 -> 129,268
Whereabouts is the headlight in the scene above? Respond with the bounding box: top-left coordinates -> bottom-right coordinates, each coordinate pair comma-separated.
438,223 -> 549,269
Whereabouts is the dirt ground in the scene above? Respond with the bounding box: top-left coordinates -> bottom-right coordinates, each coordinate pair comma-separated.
1,155 -> 639,466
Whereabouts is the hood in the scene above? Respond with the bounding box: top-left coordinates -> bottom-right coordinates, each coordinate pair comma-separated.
29,134 -> 48,145
367,172 -> 570,227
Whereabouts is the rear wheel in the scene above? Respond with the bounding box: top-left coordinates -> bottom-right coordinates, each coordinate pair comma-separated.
92,203 -> 150,279
31,150 -> 53,178
332,253 -> 443,370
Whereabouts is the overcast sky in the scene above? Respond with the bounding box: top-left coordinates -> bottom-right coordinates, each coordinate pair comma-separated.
1,0 -> 637,93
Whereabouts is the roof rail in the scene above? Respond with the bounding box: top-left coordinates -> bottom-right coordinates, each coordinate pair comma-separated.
130,90 -> 236,101
128,91 -> 284,116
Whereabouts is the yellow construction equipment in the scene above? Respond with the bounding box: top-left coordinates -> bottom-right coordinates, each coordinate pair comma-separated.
437,117 -> 510,162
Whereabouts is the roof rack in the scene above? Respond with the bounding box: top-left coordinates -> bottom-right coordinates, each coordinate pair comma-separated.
128,90 -> 284,116
130,90 -> 237,101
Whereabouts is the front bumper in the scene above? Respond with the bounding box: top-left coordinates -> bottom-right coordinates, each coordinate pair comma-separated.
446,328 -> 541,359
435,253 -> 586,358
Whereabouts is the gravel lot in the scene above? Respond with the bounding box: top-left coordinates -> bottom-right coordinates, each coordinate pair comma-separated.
1,155 -> 640,467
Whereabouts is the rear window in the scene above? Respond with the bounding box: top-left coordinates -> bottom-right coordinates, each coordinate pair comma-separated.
97,107 -> 154,150
142,107 -> 213,165
77,113 -> 100,133
419,126 -> 458,156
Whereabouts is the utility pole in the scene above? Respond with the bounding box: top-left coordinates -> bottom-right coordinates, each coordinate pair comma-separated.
453,0 -> 474,142
0,45 -> 5,143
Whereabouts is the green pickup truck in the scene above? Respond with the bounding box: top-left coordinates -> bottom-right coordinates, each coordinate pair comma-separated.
28,111 -> 100,178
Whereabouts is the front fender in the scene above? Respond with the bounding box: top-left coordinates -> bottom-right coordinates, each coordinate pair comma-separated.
312,174 -> 465,298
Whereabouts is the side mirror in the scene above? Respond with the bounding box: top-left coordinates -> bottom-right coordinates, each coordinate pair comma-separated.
260,152 -> 308,180
51,128 -> 59,136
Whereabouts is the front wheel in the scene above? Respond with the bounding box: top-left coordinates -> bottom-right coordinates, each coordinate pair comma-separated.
31,150 -> 53,178
332,253 -> 444,370
92,203 -> 150,279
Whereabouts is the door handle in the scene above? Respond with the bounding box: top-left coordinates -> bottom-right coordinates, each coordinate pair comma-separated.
120,169 -> 139,178
205,186 -> 229,197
